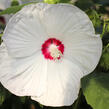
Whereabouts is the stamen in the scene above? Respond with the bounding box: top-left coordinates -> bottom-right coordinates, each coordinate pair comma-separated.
41,38 -> 64,60
49,45 -> 62,59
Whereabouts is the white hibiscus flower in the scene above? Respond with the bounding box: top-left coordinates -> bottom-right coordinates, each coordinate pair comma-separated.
0,3 -> 102,106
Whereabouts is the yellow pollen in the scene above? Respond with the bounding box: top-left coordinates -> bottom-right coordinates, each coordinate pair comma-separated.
49,45 -> 62,59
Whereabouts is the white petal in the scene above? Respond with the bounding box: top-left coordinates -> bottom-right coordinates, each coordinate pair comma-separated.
31,59 -> 83,106
0,43 -> 13,80
0,43 -> 47,97
63,32 -> 102,76
40,3 -> 95,38
3,4 -> 48,58
2,3 -> 96,58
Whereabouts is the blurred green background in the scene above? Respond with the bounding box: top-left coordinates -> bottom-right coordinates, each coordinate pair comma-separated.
0,0 -> 109,109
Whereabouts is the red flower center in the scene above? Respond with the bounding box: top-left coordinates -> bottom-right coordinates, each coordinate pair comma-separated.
41,38 -> 64,60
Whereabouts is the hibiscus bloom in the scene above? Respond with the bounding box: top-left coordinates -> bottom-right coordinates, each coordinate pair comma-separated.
0,3 -> 102,106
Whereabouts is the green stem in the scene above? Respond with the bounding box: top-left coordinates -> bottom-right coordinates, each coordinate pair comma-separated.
101,21 -> 106,38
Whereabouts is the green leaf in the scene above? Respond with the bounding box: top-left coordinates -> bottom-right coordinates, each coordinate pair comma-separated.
0,2 -> 37,16
0,33 -> 3,44
81,72 -> 109,109
99,45 -> 109,71
102,33 -> 109,46
86,10 -> 101,28
11,0 -> 20,6
44,0 -> 70,4
39,103 -> 44,108
94,0 -> 109,5
75,0 -> 94,10
20,96 -> 26,104
1,95 -> 23,109
0,84 -> 11,105
0,32 -> 2,36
